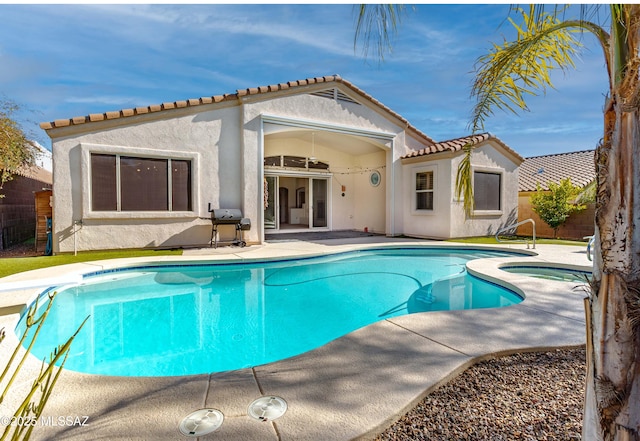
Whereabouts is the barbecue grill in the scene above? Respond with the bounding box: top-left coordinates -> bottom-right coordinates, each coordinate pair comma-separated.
208,206 -> 251,248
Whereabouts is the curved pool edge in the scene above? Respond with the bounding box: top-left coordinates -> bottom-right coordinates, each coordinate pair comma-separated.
0,240 -> 590,440
0,241 -> 535,319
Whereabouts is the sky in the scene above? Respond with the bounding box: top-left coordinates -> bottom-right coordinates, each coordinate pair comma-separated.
0,4 -> 610,158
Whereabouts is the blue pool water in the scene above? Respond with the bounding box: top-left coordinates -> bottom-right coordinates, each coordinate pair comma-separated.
17,248 -> 523,377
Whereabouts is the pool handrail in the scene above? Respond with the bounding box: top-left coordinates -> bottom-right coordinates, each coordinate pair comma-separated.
495,218 -> 536,249
584,235 -> 595,261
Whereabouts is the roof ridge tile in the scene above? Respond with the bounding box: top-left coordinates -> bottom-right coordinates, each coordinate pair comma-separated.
401,132 -> 522,163
39,74 -> 434,145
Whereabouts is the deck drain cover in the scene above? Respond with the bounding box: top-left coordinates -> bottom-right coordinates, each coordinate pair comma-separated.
179,408 -> 224,437
248,396 -> 287,422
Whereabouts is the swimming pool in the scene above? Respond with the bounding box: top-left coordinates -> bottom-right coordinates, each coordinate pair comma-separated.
17,248 -> 523,377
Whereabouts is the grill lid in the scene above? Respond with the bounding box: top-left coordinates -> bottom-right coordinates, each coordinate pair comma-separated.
211,208 -> 243,223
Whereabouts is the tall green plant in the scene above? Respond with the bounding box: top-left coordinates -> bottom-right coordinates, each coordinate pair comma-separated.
530,178 -> 587,238
0,293 -> 87,440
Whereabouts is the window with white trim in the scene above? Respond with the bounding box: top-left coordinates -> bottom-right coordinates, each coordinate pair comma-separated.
90,154 -> 192,212
415,171 -> 434,210
473,170 -> 501,211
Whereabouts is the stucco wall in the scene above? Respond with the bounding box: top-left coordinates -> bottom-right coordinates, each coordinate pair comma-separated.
248,90 -> 405,135
352,150 -> 386,234
244,88 -> 407,238
48,85 -> 418,252
50,104 -> 242,252
448,143 -> 520,238
401,156 -> 453,239
401,142 -> 520,239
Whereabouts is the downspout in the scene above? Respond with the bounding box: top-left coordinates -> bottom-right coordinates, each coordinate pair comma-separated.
72,219 -> 83,256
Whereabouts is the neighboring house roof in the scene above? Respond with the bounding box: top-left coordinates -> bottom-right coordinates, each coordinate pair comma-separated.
39,74 -> 436,145
401,132 -> 524,163
14,165 -> 52,186
518,149 -> 595,192
34,141 -> 53,172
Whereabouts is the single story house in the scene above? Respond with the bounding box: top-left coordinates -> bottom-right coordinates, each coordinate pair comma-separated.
517,149 -> 596,239
40,75 -> 524,253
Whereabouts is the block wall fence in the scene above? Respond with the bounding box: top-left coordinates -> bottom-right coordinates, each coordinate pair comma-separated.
517,193 -> 595,240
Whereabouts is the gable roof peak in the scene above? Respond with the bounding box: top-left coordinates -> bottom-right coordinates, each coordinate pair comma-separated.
39,74 -> 435,145
402,132 -> 523,163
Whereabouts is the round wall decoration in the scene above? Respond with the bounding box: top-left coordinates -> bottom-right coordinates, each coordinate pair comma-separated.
369,170 -> 381,187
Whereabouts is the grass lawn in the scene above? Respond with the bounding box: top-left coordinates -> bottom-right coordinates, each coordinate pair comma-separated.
0,249 -> 183,279
0,236 -> 588,279
447,236 -> 588,247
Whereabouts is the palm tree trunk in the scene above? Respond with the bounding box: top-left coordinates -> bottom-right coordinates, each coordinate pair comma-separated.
584,92 -> 640,440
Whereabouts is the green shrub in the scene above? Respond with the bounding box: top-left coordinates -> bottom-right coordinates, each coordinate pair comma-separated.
530,178 -> 587,238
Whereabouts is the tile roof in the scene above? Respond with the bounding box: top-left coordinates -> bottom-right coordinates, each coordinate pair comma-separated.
518,149 -> 595,192
401,132 -> 524,162
40,74 -> 436,145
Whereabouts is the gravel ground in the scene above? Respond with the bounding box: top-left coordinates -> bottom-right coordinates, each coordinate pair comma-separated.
376,348 -> 586,441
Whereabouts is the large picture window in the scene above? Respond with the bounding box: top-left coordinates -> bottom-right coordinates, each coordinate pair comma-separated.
473,171 -> 501,211
415,171 -> 434,210
91,154 -> 192,212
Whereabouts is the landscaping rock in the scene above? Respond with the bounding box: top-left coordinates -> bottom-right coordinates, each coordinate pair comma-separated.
375,348 -> 585,440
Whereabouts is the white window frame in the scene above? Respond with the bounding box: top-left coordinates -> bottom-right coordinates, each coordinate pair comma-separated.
81,143 -> 199,219
412,165 -> 436,215
471,166 -> 504,216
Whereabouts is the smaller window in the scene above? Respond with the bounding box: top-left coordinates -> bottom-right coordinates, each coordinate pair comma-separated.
473,171 -> 502,211
415,171 -> 434,210
172,160 -> 192,211
264,155 -> 329,170
91,154 -> 117,211
283,156 -> 307,168
264,156 -> 282,167
308,161 -> 329,170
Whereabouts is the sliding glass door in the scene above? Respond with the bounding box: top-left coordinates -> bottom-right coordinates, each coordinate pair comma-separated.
264,174 -> 329,231
264,176 -> 277,229
312,178 -> 327,228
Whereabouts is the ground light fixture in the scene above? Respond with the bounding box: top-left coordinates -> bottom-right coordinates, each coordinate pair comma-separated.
178,396 -> 287,436
178,408 -> 224,437
247,396 -> 288,422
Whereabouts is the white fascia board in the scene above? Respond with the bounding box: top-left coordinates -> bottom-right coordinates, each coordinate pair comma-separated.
260,114 -> 396,142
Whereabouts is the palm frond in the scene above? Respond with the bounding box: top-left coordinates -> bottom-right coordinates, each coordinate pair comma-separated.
470,7 -> 586,133
354,5 -> 406,61
455,143 -> 474,216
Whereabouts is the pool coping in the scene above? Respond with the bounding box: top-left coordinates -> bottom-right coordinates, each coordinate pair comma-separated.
0,238 -> 591,440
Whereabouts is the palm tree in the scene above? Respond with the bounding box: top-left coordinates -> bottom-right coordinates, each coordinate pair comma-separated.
356,5 -> 640,440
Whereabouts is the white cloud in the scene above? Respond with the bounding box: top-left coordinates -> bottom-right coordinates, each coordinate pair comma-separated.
66,4 -> 357,58
64,95 -> 148,107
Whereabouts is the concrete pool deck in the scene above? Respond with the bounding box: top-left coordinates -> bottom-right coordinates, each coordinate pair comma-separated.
0,237 -> 591,440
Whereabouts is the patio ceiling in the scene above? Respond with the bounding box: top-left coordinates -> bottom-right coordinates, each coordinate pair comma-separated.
264,128 -> 385,156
